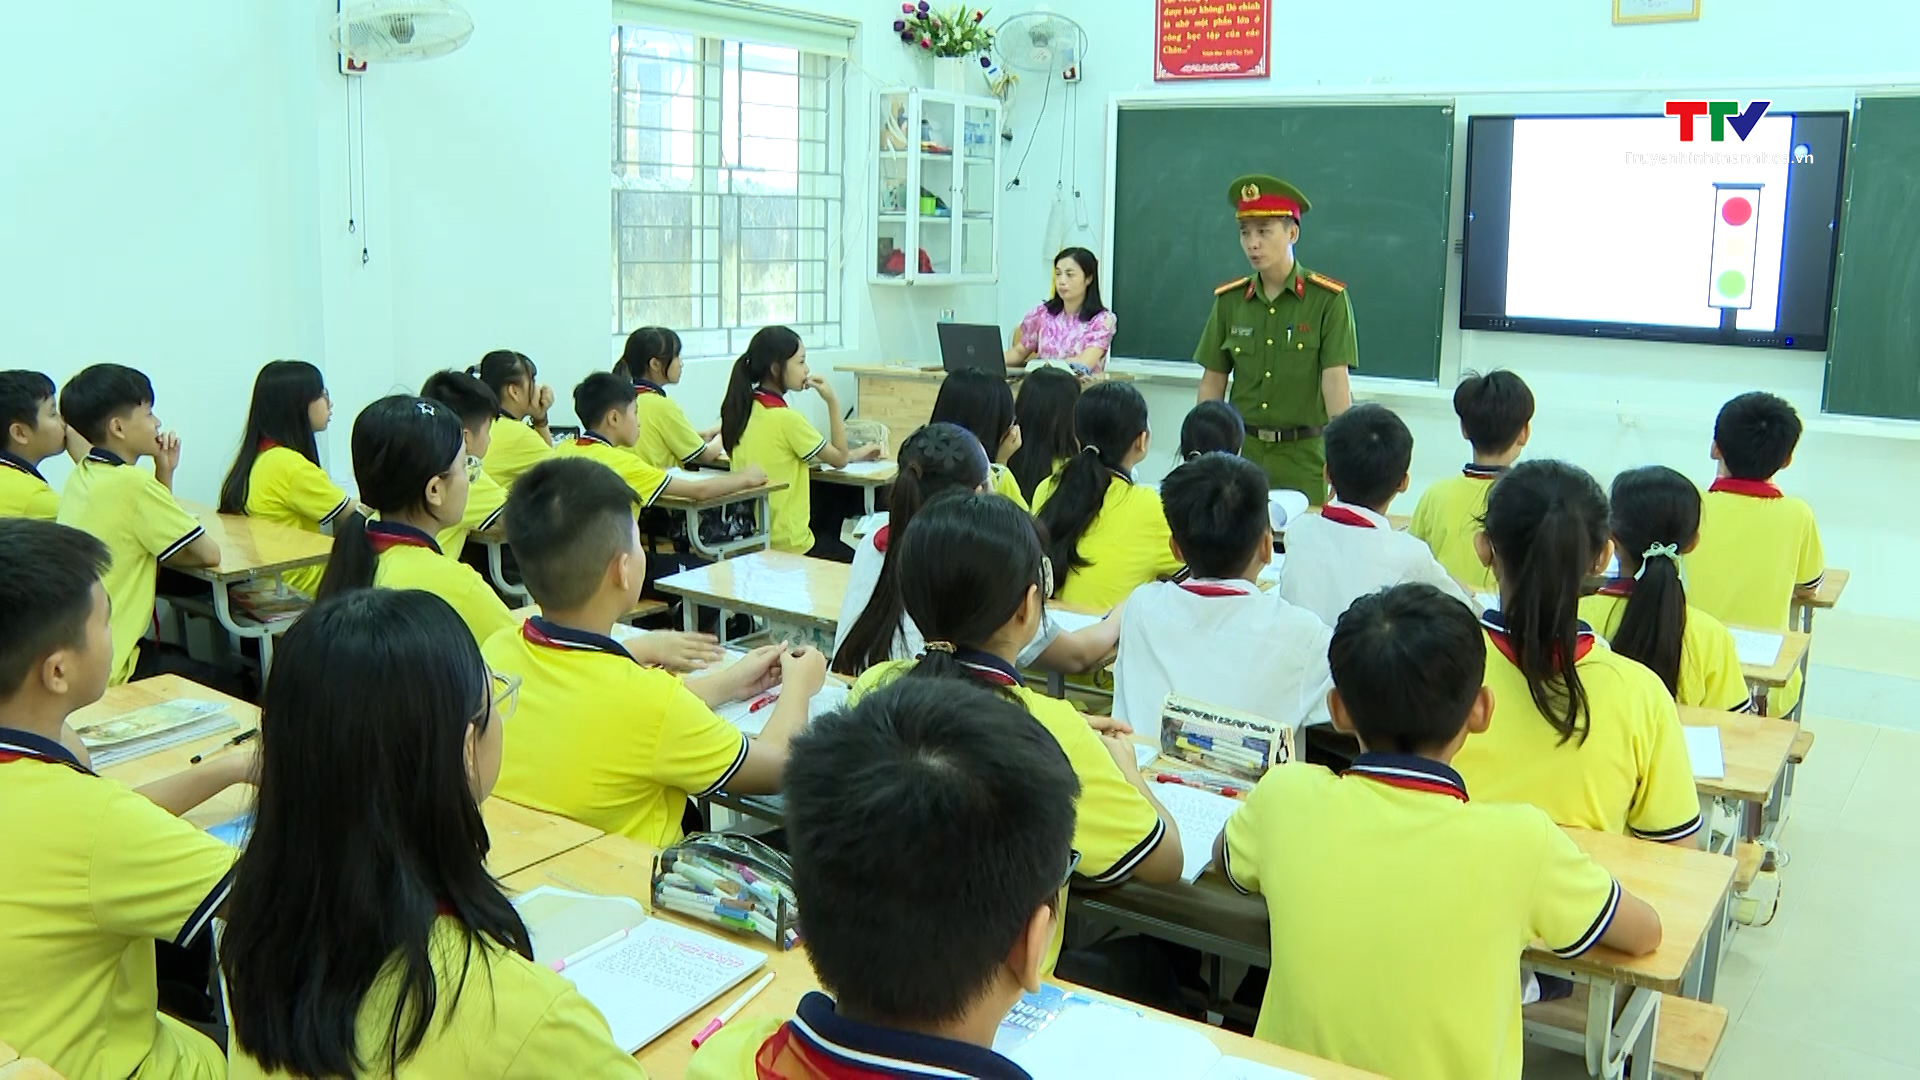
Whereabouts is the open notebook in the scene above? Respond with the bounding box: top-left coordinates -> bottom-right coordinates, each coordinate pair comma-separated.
1145,781 -> 1241,883
996,987 -> 1305,1079
714,683 -> 851,737
513,887 -> 764,1053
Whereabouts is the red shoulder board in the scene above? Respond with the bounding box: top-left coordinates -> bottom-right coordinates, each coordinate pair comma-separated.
1307,271 -> 1346,294
1215,276 -> 1252,297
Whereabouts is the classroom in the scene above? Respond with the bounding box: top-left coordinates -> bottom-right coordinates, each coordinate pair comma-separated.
4,0 -> 1919,1077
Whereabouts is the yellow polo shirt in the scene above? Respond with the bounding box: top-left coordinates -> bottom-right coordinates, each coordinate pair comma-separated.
1580,591 -> 1751,712
555,433 -> 670,508
989,463 -> 1028,511
229,916 -> 644,1079
482,414 -> 554,486
57,450 -> 208,685
0,451 -> 58,520
1452,617 -> 1702,842
486,617 -> 750,848
850,660 -> 1166,888
634,384 -> 707,469
1684,483 -> 1822,714
1032,473 -> 1185,610
1222,754 -> 1620,1080
245,445 -> 351,596
1409,467 -> 1500,591
437,462 -> 506,559
0,729 -> 235,1080
368,523 -> 517,647
731,399 -> 826,553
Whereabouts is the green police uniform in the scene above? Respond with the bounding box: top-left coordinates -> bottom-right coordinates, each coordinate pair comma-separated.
1193,176 -> 1358,502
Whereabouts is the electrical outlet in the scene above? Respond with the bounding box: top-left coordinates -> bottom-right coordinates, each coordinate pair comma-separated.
1062,65 -> 1080,82
939,308 -> 956,323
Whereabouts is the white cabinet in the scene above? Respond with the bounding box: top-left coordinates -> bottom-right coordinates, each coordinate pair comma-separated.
872,88 -> 1000,285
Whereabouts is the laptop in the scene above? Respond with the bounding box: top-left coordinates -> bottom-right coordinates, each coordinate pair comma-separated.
938,323 -> 1008,377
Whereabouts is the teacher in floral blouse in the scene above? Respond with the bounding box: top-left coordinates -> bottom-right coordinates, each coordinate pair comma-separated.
1005,247 -> 1117,380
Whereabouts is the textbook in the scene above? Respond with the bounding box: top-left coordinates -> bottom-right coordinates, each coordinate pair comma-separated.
513,886 -> 765,1053
996,987 -> 1306,1079
74,699 -> 237,768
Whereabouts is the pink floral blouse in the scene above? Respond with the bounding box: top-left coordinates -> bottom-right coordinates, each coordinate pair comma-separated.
1015,303 -> 1118,377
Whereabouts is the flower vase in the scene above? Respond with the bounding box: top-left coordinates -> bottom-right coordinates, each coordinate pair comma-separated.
930,55 -> 974,94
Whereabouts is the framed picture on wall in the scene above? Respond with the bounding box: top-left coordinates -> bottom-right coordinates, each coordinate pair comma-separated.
1613,0 -> 1701,24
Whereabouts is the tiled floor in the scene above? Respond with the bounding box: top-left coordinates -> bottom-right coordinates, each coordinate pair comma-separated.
1526,663 -> 1920,1077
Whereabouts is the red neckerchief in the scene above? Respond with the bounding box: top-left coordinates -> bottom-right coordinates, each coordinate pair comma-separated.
1596,577 -> 1633,598
576,431 -> 613,448
1179,580 -> 1253,598
632,379 -> 666,397
1318,503 -> 1380,529
259,438 -> 282,451
951,647 -> 1023,687
872,525 -> 891,553
1480,611 -> 1596,668
1463,463 -> 1504,479
1709,477 -> 1783,499
365,521 -> 441,555
0,729 -> 94,775
754,391 -> 789,409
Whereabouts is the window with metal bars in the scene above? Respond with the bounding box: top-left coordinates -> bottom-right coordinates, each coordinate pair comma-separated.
612,26 -> 845,358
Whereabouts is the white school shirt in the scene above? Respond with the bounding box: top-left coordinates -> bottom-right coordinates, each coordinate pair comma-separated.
1114,578 -> 1334,742
1278,500 -> 1474,627
832,526 -> 1060,670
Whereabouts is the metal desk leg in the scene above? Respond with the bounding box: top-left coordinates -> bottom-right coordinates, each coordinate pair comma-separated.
1585,980 -> 1661,1080
209,579 -> 271,680
486,540 -> 531,604
682,600 -> 698,633
864,486 -> 877,515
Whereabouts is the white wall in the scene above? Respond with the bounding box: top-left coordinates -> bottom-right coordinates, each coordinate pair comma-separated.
978,0 -> 1920,623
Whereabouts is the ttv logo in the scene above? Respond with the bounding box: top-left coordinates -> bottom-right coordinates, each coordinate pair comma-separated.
1665,100 -> 1771,142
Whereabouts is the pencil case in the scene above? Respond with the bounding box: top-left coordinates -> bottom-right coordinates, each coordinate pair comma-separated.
1157,694 -> 1293,784
652,832 -> 801,951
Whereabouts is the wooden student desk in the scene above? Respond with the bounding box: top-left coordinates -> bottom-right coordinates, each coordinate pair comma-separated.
1680,703 -> 1797,843
504,834 -> 1377,1078
812,460 -> 897,515
655,550 -> 848,652
174,501 -> 333,676
657,471 -> 788,560
1729,624 -> 1812,689
85,676 -> 602,875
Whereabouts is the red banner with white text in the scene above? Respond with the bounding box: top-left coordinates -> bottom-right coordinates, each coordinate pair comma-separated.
1155,0 -> 1270,82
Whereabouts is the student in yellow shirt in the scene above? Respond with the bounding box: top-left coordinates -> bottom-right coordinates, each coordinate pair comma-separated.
484,458 -> 827,846
687,677 -> 1082,1080
0,371 -> 70,520
1410,369 -> 1534,591
930,368 -> 1028,508
220,589 -> 646,1078
1177,399 -> 1245,460
562,372 -> 769,508
1582,466 -> 1752,712
316,396 -> 516,647
718,326 -> 881,560
1006,365 -> 1080,505
1219,583 -> 1660,1080
1684,391 -> 1823,714
57,364 -> 222,685
421,369 -> 509,558
1452,461 -> 1703,843
469,349 -> 556,485
0,520 -> 255,1080
217,360 -> 358,596
1033,381 -> 1185,610
849,494 -> 1183,912
615,325 -> 724,469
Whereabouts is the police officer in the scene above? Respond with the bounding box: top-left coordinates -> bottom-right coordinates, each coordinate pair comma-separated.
1194,175 -> 1357,503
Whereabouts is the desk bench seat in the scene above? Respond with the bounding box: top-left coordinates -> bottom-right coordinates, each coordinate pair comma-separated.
1528,986 -> 1728,1080
1789,729 -> 1815,765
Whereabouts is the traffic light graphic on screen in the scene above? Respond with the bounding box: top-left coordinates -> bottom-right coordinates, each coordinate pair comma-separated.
1707,182 -> 1764,310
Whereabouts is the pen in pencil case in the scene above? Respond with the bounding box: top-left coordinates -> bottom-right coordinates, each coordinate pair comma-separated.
1176,732 -> 1267,761
1174,736 -> 1264,766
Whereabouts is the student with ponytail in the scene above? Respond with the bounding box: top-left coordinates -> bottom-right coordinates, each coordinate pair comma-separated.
830,423 -> 1120,678
469,350 -> 554,485
316,396 -> 516,647
1451,460 -> 1702,846
929,369 -> 1027,508
719,326 -> 880,560
218,360 -> 357,596
616,326 -> 725,468
1006,366 -> 1081,504
847,494 -> 1184,964
1033,382 -> 1183,609
1581,466 -> 1751,712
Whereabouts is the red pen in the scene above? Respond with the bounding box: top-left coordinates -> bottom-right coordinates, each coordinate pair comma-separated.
746,691 -> 780,713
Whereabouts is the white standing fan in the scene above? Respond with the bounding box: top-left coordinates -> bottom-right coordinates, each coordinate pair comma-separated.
334,0 -> 474,64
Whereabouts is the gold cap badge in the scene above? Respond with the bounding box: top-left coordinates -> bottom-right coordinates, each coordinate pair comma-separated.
1241,182 -> 1260,201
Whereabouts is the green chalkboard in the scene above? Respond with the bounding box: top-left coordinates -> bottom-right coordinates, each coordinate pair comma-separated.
1823,96 -> 1920,420
1109,102 -> 1455,382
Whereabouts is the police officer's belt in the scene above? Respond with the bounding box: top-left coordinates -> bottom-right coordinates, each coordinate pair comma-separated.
1251,425 -> 1324,443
